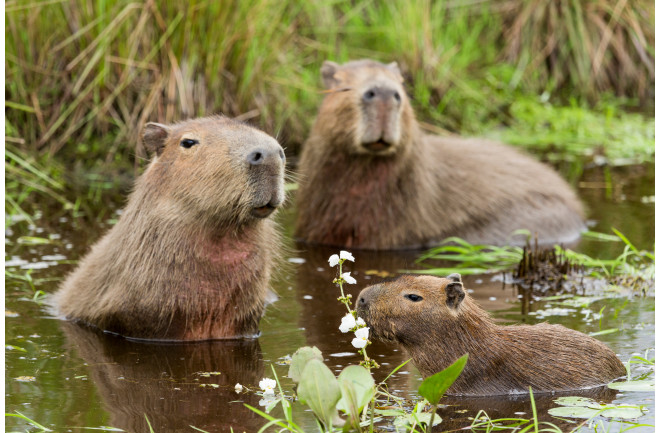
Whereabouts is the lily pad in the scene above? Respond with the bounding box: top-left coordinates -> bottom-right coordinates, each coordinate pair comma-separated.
548,405 -> 600,419
550,396 -> 646,420
608,380 -> 654,392
553,396 -> 600,407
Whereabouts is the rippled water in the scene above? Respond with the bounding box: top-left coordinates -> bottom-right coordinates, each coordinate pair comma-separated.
5,162 -> 654,432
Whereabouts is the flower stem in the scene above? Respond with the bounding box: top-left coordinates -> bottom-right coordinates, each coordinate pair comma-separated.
428,403 -> 438,432
337,261 -> 352,313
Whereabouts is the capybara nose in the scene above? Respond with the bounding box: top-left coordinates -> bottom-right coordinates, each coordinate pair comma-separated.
362,87 -> 401,103
247,147 -> 284,166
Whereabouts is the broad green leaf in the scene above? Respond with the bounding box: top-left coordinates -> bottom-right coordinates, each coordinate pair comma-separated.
297,359 -> 341,430
375,408 -> 406,417
549,404 -> 644,420
288,346 -> 323,383
418,353 -> 468,405
336,365 -> 375,428
548,405 -> 601,419
599,406 -> 645,419
393,412 -> 442,431
608,380 -> 654,392
553,396 -> 598,407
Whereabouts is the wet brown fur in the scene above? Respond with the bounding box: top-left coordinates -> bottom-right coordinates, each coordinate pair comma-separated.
295,60 -> 585,250
55,116 -> 286,341
357,274 -> 626,396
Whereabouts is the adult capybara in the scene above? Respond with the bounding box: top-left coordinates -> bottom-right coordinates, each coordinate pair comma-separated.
55,116 -> 286,341
356,274 -> 626,396
295,59 -> 585,250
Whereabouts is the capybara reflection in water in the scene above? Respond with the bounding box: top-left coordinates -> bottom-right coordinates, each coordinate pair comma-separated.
295,59 -> 584,250
55,116 -> 286,341
356,274 -> 626,396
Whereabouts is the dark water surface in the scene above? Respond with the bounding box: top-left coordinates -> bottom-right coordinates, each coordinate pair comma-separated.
5,162 -> 654,432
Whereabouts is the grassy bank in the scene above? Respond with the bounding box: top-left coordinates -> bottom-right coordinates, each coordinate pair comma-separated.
6,0 -> 654,170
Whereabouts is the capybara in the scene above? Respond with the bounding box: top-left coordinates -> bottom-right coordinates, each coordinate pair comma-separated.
356,274 -> 626,396
295,59 -> 585,250
55,116 -> 286,341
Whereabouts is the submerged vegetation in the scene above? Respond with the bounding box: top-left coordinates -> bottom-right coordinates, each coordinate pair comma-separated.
416,229 -> 654,295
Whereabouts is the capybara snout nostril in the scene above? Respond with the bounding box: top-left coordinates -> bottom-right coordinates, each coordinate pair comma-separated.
248,147 -> 284,166
247,150 -> 264,165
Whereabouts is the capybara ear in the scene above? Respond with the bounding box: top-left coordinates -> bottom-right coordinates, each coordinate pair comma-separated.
321,61 -> 341,89
142,122 -> 171,156
447,273 -> 462,284
386,61 -> 404,82
445,282 -> 465,310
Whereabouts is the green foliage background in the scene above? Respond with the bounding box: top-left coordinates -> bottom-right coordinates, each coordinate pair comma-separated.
5,0 -> 654,174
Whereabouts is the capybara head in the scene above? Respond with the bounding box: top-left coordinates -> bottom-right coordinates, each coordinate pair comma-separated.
141,116 -> 286,226
357,274 -> 466,344
316,59 -> 415,156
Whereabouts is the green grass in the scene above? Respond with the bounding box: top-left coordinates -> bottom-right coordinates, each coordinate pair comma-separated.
414,229 -> 654,293
5,0 -> 654,171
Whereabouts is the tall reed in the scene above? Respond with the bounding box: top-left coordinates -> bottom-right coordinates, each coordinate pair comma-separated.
5,0 -> 654,168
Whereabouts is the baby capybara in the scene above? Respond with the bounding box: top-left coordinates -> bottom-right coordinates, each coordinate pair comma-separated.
55,116 -> 286,341
295,59 -> 585,250
356,274 -> 626,396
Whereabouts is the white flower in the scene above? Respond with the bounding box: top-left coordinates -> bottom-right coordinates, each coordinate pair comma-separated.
339,313 -> 357,333
259,378 -> 276,395
351,327 -> 369,349
328,254 -> 340,267
342,272 -> 357,284
259,394 -> 277,407
356,317 -> 366,327
234,383 -> 243,393
340,251 -> 355,262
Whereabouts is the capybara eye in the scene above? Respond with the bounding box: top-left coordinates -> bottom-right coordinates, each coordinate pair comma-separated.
180,138 -> 199,149
404,294 -> 423,302
393,91 -> 401,102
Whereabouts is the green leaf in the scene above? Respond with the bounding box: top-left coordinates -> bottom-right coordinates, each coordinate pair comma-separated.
589,328 -> 618,337
553,396 -> 598,407
297,359 -> 341,430
608,380 -> 654,392
548,405 -> 601,419
393,412 -> 442,430
336,365 -> 375,429
598,406 -> 645,419
548,405 -> 644,420
288,346 -> 323,383
582,230 -> 622,242
17,236 -> 53,245
418,353 -> 468,404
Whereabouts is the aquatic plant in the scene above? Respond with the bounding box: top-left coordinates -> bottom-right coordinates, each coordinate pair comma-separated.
246,250 -> 468,432
415,229 -> 654,294
5,0 -> 653,169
